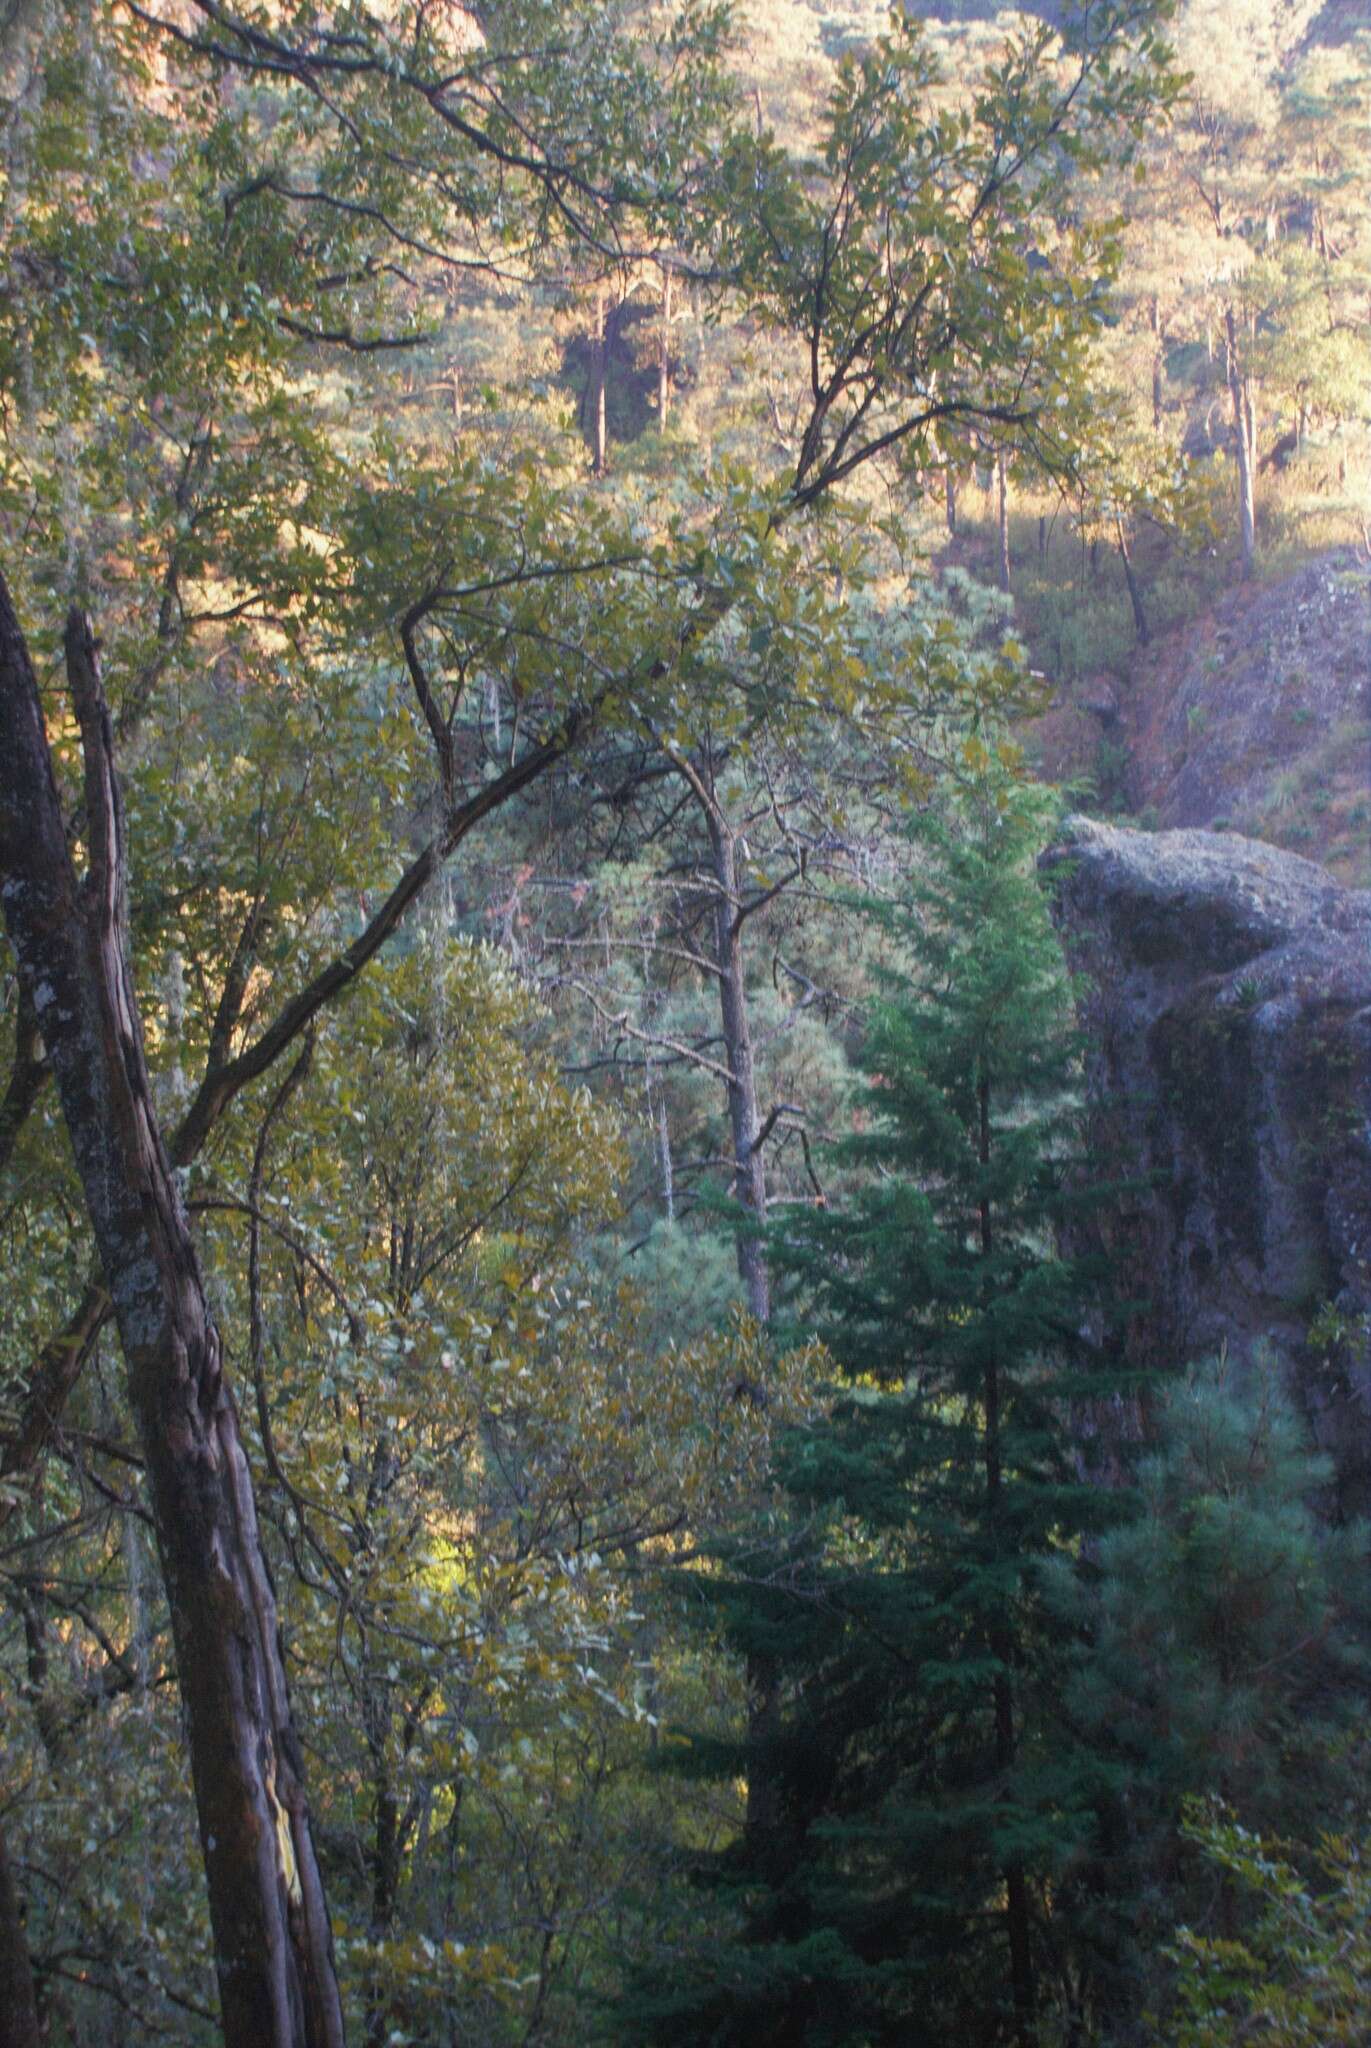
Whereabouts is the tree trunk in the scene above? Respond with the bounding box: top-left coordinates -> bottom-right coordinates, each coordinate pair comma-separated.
590,287 -> 608,476
945,467 -> 957,536
999,1702 -> 1036,2048
1150,296 -> 1163,431
1225,305 -> 1257,580
707,815 -> 769,1325
0,1815 -> 42,2048
702,800 -> 778,1849
658,263 -> 672,431
656,1089 -> 675,1222
743,1646 -> 782,1853
364,1686 -> 402,2048
0,582 -> 345,2048
996,451 -> 1011,592
1116,516 -> 1150,645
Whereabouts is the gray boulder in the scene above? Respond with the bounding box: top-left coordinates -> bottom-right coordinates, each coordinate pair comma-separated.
1043,816 -> 1371,1508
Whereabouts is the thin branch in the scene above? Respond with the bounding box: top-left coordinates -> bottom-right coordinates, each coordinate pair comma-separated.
750,1102 -> 804,1157
567,980 -> 738,1088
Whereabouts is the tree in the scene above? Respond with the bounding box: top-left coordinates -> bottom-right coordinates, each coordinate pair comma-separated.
1157,2 -> 1371,578
624,767 -> 1128,2048
1263,38 -> 1371,502
0,3 -> 1179,2035
1069,368 -> 1222,645
0,0 -> 1179,1489
543,577 -> 1033,1327
1167,1802 -> 1371,2048
215,936 -> 817,2044
1052,1355 -> 1371,2042
0,595 -> 348,2045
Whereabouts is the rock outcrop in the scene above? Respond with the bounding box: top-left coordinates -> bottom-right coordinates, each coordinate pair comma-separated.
1044,816 -> 1371,1509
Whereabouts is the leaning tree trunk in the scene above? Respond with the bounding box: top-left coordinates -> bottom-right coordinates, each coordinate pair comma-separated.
1115,515 -> 1150,646
0,580 -> 345,2048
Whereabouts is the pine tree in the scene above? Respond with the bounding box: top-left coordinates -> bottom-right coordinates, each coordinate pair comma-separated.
1052,1355 -> 1371,2043
624,771 -> 1131,2048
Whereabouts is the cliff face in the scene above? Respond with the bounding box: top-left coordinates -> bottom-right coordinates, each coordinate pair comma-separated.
1044,816 -> 1371,1508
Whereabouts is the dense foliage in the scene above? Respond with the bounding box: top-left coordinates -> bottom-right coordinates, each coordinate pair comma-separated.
0,1 -> 1366,2044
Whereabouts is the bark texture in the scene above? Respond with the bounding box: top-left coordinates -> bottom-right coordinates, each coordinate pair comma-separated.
0,578 -> 345,2048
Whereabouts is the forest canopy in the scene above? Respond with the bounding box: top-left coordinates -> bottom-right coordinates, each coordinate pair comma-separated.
0,1 -> 1368,2044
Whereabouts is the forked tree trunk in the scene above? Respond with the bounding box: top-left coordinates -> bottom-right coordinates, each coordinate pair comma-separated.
0,580 -> 345,2048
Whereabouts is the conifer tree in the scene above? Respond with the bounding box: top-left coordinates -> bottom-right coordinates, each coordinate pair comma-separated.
1052,1355 -> 1371,2043
625,770 -> 1129,2048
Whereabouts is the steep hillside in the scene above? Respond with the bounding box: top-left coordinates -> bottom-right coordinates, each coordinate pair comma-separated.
1030,551 -> 1371,884
1121,552 -> 1371,881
